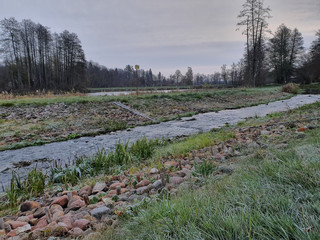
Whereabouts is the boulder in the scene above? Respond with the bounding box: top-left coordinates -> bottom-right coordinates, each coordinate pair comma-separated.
91,206 -> 112,220
109,182 -> 125,190
33,207 -> 46,219
15,224 -> 31,234
169,177 -> 184,185
149,168 -> 159,174
51,195 -> 68,208
92,182 -> 107,194
73,219 -> 90,230
136,185 -> 151,195
69,227 -> 84,237
50,204 -> 64,214
68,199 -> 85,210
20,201 -> 41,212
152,180 -> 163,190
9,221 -> 28,229
79,185 -> 92,196
136,180 -> 151,188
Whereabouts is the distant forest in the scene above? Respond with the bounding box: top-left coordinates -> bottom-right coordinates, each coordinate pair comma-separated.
0,13 -> 319,92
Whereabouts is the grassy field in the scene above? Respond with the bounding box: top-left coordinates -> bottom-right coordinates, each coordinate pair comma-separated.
0,86 -> 291,151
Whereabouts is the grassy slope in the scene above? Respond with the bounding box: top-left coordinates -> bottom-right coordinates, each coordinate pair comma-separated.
100,103 -> 320,240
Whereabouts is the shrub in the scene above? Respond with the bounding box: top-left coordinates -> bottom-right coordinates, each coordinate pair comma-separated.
281,83 -> 299,94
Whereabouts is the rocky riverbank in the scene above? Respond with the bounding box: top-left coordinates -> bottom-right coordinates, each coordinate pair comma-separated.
0,113 -> 318,239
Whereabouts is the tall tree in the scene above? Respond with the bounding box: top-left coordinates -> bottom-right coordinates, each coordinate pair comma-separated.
237,0 -> 271,86
185,67 -> 193,85
268,24 -> 304,83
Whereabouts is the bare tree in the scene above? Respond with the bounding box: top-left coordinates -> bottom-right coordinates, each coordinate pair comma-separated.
268,24 -> 304,83
237,0 -> 271,86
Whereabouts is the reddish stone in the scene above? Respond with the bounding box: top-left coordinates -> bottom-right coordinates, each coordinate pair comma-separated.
73,219 -> 90,230
164,161 -> 178,168
10,221 -> 28,229
109,182 -> 125,190
7,230 -> 17,237
58,214 -> 73,230
78,185 -> 92,196
68,199 -> 85,210
32,218 -> 48,230
68,227 -> 84,237
106,188 -> 128,198
298,127 -> 307,132
20,201 -> 41,212
136,180 -> 151,188
51,195 -> 68,208
112,175 -> 121,181
50,204 -> 64,214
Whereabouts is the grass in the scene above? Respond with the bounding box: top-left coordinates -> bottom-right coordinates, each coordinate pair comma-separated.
113,128 -> 320,240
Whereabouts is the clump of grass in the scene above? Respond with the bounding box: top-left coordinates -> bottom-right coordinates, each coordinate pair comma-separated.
5,169 -> 46,207
194,160 -> 216,177
282,83 -> 300,94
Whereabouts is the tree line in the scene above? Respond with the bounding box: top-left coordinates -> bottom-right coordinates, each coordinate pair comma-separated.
231,0 -> 320,87
1,7 -> 320,92
0,17 -> 86,92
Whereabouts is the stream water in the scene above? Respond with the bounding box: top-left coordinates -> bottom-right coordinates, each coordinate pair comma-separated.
1,94 -> 319,192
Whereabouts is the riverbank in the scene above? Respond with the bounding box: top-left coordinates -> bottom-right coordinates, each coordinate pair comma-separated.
0,87 -> 290,151
0,99 -> 319,239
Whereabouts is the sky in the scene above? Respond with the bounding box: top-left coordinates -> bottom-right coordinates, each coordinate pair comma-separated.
1,0 -> 319,76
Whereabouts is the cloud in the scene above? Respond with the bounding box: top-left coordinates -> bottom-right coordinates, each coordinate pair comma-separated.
1,0 -> 319,76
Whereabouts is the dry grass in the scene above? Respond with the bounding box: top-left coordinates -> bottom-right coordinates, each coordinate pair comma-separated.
0,91 -> 85,100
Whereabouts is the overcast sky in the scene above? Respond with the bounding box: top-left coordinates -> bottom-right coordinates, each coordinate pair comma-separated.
1,0 -> 319,76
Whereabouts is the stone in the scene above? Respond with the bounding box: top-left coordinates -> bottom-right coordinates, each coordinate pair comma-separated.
58,214 -> 73,230
218,166 -> 234,174
33,207 -> 46,219
52,211 -> 64,222
52,222 -> 68,236
69,227 -> 84,237
51,195 -> 68,208
50,204 -> 64,214
106,188 -> 128,198
261,130 -> 270,136
109,182 -> 125,190
164,161 -> 178,168
102,197 -> 114,208
10,221 -> 28,229
149,168 -> 159,174
152,180 -> 163,190
33,218 -> 48,230
73,219 -> 90,230
136,185 -> 151,195
20,201 -> 41,212
15,224 -> 31,234
117,194 -> 129,202
16,216 -> 29,223
297,127 -> 307,132
29,218 -> 39,226
92,182 -> 107,194
68,199 -> 85,210
7,230 -> 17,237
136,180 -> 151,188
0,229 -> 6,236
169,177 -> 184,185
91,206 -> 112,220
79,185 -> 92,196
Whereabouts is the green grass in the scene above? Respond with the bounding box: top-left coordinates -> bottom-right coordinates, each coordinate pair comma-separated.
115,128 -> 320,240
0,86 -> 283,107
